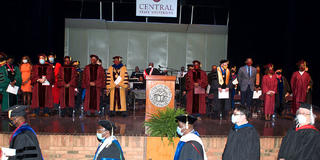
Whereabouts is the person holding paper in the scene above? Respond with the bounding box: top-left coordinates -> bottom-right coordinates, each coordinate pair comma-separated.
0,55 -> 22,112
6,105 -> 43,160
82,55 -> 105,116
47,53 -> 62,113
57,56 -> 77,117
216,60 -> 232,119
185,60 -> 208,117
107,56 -> 129,117
262,64 -> 278,121
31,54 -> 54,117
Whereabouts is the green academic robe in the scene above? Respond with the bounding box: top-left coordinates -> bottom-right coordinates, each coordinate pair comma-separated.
0,65 -> 22,111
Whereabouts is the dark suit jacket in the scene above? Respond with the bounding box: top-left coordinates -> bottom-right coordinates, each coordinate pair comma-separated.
238,65 -> 257,92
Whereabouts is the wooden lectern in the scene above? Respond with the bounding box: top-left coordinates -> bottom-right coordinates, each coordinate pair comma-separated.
145,75 -> 176,121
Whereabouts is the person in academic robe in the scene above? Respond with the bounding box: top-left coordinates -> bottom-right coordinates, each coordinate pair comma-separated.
185,60 -> 208,117
230,65 -> 238,110
215,60 -> 232,119
48,53 -> 61,111
19,56 -> 32,105
290,60 -> 312,114
0,56 -> 22,112
72,60 -> 83,115
6,105 -> 43,160
174,114 -> 207,160
143,62 -> 161,79
252,65 -> 263,115
238,58 -> 257,109
262,64 -> 278,121
222,105 -> 260,160
207,65 -> 218,117
274,69 -> 291,117
0,52 -> 7,110
94,120 -> 125,160
82,55 -> 105,116
130,66 -> 143,79
181,64 -> 193,108
106,56 -> 129,117
31,54 -> 54,117
57,56 -> 77,117
278,103 -> 320,160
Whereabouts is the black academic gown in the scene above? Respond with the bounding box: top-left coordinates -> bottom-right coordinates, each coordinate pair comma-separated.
278,127 -> 320,160
95,140 -> 125,160
222,124 -> 260,160
178,141 -> 204,160
9,124 -> 42,160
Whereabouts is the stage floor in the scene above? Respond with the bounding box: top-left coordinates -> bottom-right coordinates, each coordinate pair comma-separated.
0,108 -> 296,137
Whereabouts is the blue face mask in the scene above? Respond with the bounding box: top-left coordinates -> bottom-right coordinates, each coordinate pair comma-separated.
176,126 -> 184,136
49,57 -> 54,63
39,59 -> 45,64
96,132 -> 105,141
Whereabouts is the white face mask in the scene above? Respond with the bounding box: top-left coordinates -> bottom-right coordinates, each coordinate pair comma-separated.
22,59 -> 28,63
296,114 -> 307,126
231,114 -> 239,124
39,59 -> 45,64
96,132 -> 105,141
49,57 -> 54,63
176,126 -> 184,136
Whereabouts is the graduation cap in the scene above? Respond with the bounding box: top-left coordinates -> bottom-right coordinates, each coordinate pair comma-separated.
175,114 -> 197,129
98,120 -> 116,136
296,60 -> 306,66
7,105 -> 28,118
113,56 -> 122,61
90,54 -> 99,59
187,64 -> 193,67
220,59 -> 229,64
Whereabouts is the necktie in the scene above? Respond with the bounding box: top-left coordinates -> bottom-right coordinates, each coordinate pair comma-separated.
248,66 -> 251,77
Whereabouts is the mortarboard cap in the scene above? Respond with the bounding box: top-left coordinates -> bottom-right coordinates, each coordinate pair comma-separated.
7,105 -> 28,118
220,59 -> 229,64
175,114 -> 197,125
90,54 -> 99,59
192,60 -> 201,65
98,120 -> 116,135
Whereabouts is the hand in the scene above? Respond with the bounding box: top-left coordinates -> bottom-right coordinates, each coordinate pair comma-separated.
218,88 -> 222,92
225,88 -> 229,92
116,85 -> 120,88
285,92 -> 290,97
183,91 -> 186,95
65,84 -> 70,88
194,83 -> 199,87
10,81 -> 16,87
90,82 -> 95,86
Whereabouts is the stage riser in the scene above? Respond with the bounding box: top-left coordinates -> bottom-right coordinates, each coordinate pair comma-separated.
0,134 -> 282,160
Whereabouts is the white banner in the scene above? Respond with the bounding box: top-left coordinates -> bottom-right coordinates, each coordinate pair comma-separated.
136,0 -> 177,18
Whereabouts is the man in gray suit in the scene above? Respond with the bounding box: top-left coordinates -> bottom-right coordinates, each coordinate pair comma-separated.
238,58 -> 257,110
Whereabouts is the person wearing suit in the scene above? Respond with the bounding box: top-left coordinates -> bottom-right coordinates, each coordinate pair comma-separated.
237,58 -> 257,110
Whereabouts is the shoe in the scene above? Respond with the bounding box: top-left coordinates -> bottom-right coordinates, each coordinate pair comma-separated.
43,113 -> 49,117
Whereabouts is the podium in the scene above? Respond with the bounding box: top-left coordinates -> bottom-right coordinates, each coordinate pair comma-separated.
145,75 -> 176,121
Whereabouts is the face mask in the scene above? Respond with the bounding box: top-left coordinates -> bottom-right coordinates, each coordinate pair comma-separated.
49,57 -> 54,63
22,59 -> 28,63
96,132 -> 105,141
194,65 -> 200,70
296,114 -> 307,125
148,66 -> 152,68
247,62 -> 252,66
39,59 -> 45,64
299,66 -> 305,71
176,126 -> 184,136
231,114 -> 238,124
269,70 -> 274,74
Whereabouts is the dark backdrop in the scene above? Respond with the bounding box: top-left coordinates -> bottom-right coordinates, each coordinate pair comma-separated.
0,0 -> 319,105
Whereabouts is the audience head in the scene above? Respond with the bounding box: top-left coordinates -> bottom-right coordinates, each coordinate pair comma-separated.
96,120 -> 116,141
38,54 -> 47,65
192,60 -> 201,70
211,65 -> 217,72
135,66 -> 140,72
264,63 -> 274,75
7,105 -> 28,128
175,114 -> 197,136
64,56 -> 72,65
7,56 -> 15,65
48,53 -> 56,63
232,105 -> 250,125
255,65 -> 260,73
21,56 -> 31,64
187,64 -> 194,71
113,56 -> 122,65
148,62 -> 154,68
181,66 -> 185,72
297,60 -> 307,72
72,60 -> 80,69
220,59 -> 229,70
230,65 -> 237,73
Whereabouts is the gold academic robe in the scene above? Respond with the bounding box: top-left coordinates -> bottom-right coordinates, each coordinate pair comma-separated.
106,65 -> 129,112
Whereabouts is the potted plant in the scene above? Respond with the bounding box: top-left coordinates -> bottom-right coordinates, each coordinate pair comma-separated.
144,107 -> 186,160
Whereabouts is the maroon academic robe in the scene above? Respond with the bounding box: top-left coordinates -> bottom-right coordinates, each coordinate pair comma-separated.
57,65 -> 77,108
262,74 -> 278,114
31,63 -> 54,109
185,69 -> 208,114
290,71 -> 311,114
51,62 -> 61,105
81,64 -> 105,112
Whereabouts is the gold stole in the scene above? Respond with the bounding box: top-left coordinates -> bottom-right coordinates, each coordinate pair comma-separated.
217,67 -> 230,86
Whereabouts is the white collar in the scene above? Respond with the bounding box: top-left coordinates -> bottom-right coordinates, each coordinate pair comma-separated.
299,71 -> 305,75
